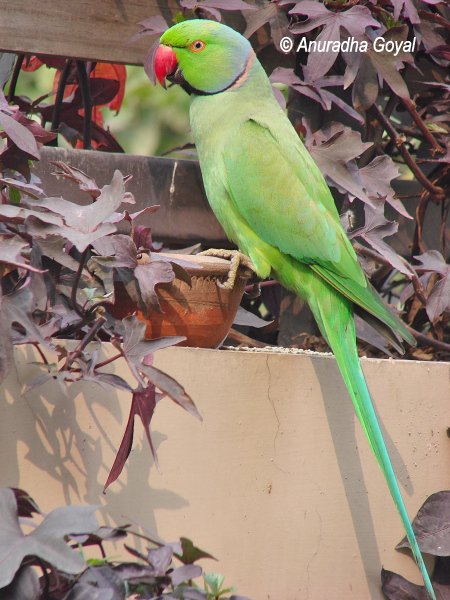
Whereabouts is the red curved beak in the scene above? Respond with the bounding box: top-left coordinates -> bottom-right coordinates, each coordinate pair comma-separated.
154,45 -> 178,88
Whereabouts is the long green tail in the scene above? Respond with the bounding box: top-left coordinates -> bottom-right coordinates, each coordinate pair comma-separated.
277,258 -> 436,600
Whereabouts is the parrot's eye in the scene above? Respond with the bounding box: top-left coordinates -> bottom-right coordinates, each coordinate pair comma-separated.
190,40 -> 206,52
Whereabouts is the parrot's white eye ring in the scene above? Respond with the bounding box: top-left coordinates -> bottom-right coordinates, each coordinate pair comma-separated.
190,40 -> 206,52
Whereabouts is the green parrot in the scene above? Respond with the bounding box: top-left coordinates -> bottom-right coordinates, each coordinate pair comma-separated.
154,19 -> 434,599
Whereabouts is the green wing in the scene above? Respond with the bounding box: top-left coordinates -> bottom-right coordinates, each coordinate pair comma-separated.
223,119 -> 363,282
222,118 -> 414,346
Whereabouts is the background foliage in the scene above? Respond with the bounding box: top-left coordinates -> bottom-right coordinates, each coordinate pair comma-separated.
0,1 -> 449,598
8,0 -> 449,357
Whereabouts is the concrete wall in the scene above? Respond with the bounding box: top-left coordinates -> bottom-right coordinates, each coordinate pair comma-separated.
1,345 -> 449,599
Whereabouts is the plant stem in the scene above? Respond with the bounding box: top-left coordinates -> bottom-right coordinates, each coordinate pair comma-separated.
407,326 -> 450,354
410,271 -> 427,306
50,59 -> 72,138
36,558 -> 51,596
94,352 -> 123,370
418,10 -> 450,31
7,54 -> 24,103
244,279 -> 279,293
372,104 -> 445,201
63,315 -> 106,370
413,192 -> 430,256
401,98 -> 444,154
75,60 -> 92,149
32,342 -> 49,366
353,242 -> 393,268
71,247 -> 89,317
111,338 -> 145,387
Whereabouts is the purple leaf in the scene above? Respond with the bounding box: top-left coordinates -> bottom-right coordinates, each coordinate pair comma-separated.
411,255 -> 450,321
147,545 -> 173,574
415,21 -> 448,67
306,124 -> 374,203
164,260 -> 192,288
343,26 -> 414,110
37,238 -> 81,271
369,28 -> 413,100
429,45 -> 450,61
83,372 -> 134,393
350,203 -> 414,277
383,552 -> 450,600
390,0 -> 420,25
0,111 -> 39,158
50,161 -> 101,199
358,155 -> 411,218
0,488 -> 98,587
244,3 -> 289,47
290,3 -> 380,78
140,364 -> 201,421
24,170 -> 127,251
144,39 -> 162,86
134,260 -> 175,313
0,567 -> 40,600
25,216 -> 116,253
270,68 -> 363,124
0,204 -> 63,226
355,314 -> 395,357
396,491 -> 450,556
71,525 -> 129,547
123,545 -> 148,563
39,80 -> 120,123
198,6 -> 223,21
72,78 -> 120,108
133,225 -> 154,251
426,275 -> 450,322
0,177 -> 44,199
315,87 -> 365,125
67,565 -> 125,600
233,306 -> 272,328
15,112 -> 56,144
92,234 -> 138,268
10,489 -> 40,518
381,568 -> 429,600
28,170 -> 126,233
1,279 -> 52,349
0,235 -> 44,273
104,383 -> 158,491
414,250 -> 448,276
130,15 -> 168,43
170,564 -> 203,587
105,205 -> 159,226
121,315 -> 185,368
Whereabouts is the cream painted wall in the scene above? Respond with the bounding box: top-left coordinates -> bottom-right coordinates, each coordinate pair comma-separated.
1,345 -> 449,599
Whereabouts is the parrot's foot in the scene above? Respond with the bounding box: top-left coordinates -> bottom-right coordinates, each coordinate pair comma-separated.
198,249 -> 255,290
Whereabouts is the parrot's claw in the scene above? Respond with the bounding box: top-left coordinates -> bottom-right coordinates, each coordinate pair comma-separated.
198,249 -> 255,290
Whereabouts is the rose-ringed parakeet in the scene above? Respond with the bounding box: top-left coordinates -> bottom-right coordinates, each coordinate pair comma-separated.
154,19 -> 435,599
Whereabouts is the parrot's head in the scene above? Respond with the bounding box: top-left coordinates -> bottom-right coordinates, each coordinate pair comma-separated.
154,19 -> 253,95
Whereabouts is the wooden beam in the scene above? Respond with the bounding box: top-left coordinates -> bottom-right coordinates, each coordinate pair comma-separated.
33,146 -> 229,246
0,0 -> 180,66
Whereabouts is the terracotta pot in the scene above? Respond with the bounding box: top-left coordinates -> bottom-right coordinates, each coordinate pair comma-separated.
110,253 -> 251,348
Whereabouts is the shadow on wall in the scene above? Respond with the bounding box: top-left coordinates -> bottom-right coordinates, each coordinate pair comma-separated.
0,344 -> 189,551
312,356 -> 414,589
